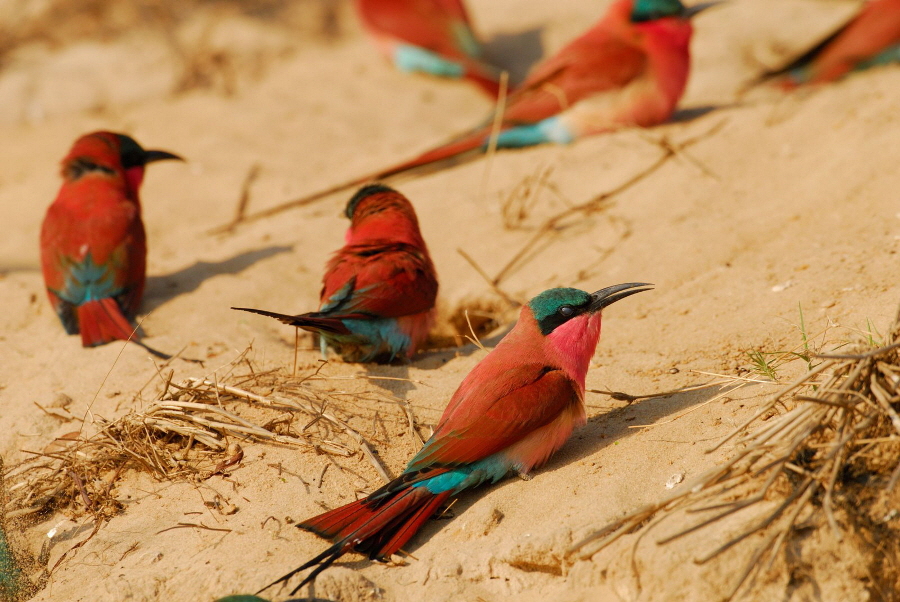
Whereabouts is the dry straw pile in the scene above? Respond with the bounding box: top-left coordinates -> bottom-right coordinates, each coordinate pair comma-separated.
570,305 -> 900,598
1,347 -> 421,598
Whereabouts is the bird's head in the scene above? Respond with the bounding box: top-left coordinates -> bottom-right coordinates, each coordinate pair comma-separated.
343,184 -> 428,248
631,0 -> 721,21
526,283 -> 652,383
344,183 -> 415,220
61,131 -> 183,199
529,284 -> 653,335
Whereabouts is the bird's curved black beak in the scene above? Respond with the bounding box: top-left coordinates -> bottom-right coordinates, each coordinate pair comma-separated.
589,282 -> 653,312
143,150 -> 184,164
685,1 -> 723,18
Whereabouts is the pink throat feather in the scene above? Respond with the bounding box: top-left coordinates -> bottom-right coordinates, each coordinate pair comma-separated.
545,312 -> 603,390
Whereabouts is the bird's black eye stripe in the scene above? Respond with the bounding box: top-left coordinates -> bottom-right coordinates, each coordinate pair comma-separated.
537,301 -> 589,335
64,158 -> 116,180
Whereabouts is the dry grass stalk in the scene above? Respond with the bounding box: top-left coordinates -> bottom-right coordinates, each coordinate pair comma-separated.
217,163 -> 261,233
2,356 -> 414,525
492,120 -> 726,286
499,165 -> 570,231
479,69 -> 510,204
569,304 -> 900,599
456,247 -> 520,308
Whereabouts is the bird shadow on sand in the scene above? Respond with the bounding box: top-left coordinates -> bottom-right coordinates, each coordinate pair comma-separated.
361,362 -> 418,399
401,380 -> 758,552
143,245 -> 292,311
482,27 -> 545,86
670,105 -> 724,124
550,382 -> 751,470
0,262 -> 40,275
276,381 -> 753,589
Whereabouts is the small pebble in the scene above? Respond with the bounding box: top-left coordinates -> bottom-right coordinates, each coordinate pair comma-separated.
771,281 -> 793,293
665,472 -> 685,489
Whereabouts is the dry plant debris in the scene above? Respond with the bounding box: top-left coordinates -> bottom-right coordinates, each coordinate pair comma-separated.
491,120 -> 726,286
499,165 -> 571,231
1,354 -> 420,528
569,305 -> 900,599
0,0 -> 343,95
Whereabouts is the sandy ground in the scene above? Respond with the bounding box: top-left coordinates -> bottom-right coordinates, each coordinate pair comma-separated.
1,0 -> 899,600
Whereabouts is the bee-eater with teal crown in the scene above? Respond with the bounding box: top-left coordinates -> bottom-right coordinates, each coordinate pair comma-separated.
258,283 -> 652,594
40,131 -> 182,353
764,0 -> 900,88
354,0 -> 501,97
233,185 -> 438,363
267,0 -> 718,211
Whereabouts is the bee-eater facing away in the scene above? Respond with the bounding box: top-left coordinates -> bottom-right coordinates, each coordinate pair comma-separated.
254,0 -> 719,215
763,0 -> 900,88
259,283 -> 652,594
354,0 -> 501,97
233,184 -> 438,363
40,131 -> 182,351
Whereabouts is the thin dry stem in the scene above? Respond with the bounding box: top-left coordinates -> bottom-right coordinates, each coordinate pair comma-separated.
567,324 -> 900,599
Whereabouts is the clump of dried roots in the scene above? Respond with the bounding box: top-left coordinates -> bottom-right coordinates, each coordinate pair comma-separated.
2,353 -> 408,527
569,304 -> 900,599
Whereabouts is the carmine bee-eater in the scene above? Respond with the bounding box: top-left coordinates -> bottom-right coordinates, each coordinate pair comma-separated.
354,0 -> 501,97
40,131 -> 182,353
245,0 -> 719,218
233,184 -> 438,363
259,283 -> 652,594
762,0 -> 900,88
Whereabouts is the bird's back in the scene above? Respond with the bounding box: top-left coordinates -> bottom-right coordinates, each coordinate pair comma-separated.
40,176 -> 146,316
320,241 -> 437,319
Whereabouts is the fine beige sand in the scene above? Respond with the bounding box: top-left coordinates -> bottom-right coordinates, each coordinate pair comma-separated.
1,0 -> 898,600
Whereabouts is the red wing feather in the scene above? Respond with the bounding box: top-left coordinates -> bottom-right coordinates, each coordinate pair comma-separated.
321,243 -> 438,318
502,33 -> 648,124
359,0 -> 472,60
805,0 -> 900,82
764,0 -> 900,85
434,0 -> 472,25
408,364 -> 580,470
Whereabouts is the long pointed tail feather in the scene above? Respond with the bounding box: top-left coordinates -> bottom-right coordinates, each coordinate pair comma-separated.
376,133 -> 488,180
232,307 -> 353,336
299,488 -> 436,555
259,487 -> 450,595
257,539 -> 347,596
212,130 -> 491,233
373,491 -> 451,559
